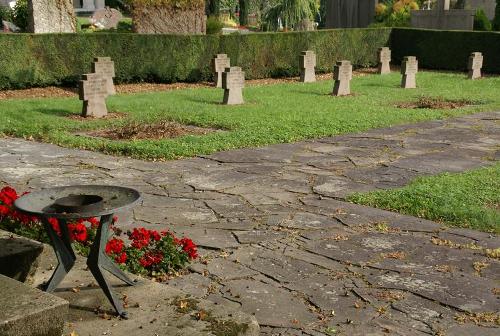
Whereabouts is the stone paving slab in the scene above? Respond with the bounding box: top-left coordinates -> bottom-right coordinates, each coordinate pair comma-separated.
1,112 -> 499,335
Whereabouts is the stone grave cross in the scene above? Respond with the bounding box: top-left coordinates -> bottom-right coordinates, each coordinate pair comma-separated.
79,73 -> 109,118
377,47 -> 391,75
92,57 -> 116,95
299,50 -> 316,83
213,54 -> 231,88
468,52 -> 483,80
401,56 -> 418,89
222,67 -> 245,105
332,60 -> 353,96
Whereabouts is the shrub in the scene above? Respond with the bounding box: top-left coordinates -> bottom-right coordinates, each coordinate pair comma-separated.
206,15 -> 224,34
474,8 -> 492,31
0,186 -> 198,277
0,28 -> 391,89
12,0 -> 28,31
391,28 -> 500,73
494,0 -> 500,30
0,5 -> 12,22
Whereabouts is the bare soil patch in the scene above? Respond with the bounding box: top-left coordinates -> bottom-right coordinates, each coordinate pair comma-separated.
84,120 -> 221,140
395,96 -> 478,109
67,112 -> 125,121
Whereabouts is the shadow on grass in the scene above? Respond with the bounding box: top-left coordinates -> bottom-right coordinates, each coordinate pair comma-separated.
37,107 -> 78,117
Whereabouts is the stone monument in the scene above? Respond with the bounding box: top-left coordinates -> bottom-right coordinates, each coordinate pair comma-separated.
90,7 -> 122,29
212,54 -> 231,88
377,47 -> 391,75
222,67 -> 245,105
332,60 -> 353,96
79,73 -> 109,118
27,0 -> 77,33
91,57 -> 116,95
299,51 -> 316,83
411,0 -> 475,30
468,52 -> 483,80
401,56 -> 418,89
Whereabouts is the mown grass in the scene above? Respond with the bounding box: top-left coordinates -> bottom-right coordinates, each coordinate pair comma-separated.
0,71 -> 499,160
348,164 -> 500,233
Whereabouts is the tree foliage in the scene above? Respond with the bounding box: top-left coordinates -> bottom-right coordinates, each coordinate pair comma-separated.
263,0 -> 318,31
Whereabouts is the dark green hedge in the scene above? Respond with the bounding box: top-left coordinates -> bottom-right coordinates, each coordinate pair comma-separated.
0,28 -> 391,89
390,28 -> 500,73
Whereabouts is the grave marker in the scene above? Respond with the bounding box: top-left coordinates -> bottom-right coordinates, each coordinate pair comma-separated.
377,47 -> 391,75
212,54 -> 231,88
401,56 -> 418,89
299,50 -> 316,83
79,73 -> 109,118
92,57 -> 116,95
332,60 -> 352,96
468,52 -> 483,80
222,67 -> 245,105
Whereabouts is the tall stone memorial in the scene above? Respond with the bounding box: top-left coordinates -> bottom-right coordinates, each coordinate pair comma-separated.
299,51 -> 316,83
92,57 -> 116,95
401,56 -> 418,89
222,67 -> 245,105
212,54 -> 231,88
27,0 -> 76,33
332,60 -> 353,96
79,73 -> 109,118
468,52 -> 483,80
377,47 -> 391,75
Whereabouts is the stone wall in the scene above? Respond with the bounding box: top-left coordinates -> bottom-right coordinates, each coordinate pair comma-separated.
132,5 -> 206,34
28,0 -> 76,33
411,10 -> 475,30
465,0 -> 496,19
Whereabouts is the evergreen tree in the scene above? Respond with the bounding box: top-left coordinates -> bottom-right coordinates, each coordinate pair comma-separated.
493,0 -> 500,30
239,0 -> 249,25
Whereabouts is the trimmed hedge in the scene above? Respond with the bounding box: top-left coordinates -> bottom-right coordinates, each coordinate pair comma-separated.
391,28 -> 500,73
0,28 -> 391,89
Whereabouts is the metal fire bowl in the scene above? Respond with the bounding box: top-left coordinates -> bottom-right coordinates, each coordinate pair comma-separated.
14,185 -> 141,220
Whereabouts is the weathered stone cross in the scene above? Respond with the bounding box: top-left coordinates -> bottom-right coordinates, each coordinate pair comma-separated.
468,52 -> 483,80
213,54 -> 231,88
79,73 -> 109,118
92,57 -> 116,95
299,50 -> 316,83
222,67 -> 245,105
377,47 -> 391,75
401,56 -> 418,89
332,60 -> 353,96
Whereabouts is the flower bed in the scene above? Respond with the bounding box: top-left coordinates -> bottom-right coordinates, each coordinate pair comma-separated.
0,186 -> 198,278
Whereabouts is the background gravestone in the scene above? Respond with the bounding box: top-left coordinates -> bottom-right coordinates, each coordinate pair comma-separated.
27,0 -> 76,33
377,47 -> 391,75
79,73 -> 109,118
90,7 -> 122,29
222,67 -> 245,105
401,56 -> 418,89
332,60 -> 353,96
468,52 -> 483,80
92,57 -> 116,95
212,54 -> 230,88
299,51 -> 316,83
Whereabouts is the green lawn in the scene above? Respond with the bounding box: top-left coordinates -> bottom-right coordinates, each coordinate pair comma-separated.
348,164 -> 500,233
0,71 -> 499,160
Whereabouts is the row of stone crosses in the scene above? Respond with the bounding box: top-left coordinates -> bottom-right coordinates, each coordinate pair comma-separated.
80,50 -> 484,118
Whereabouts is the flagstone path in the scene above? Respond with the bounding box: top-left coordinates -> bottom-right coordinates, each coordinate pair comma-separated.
1,111 -> 499,335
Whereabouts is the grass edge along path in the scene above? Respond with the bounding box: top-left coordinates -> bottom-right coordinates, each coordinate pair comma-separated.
0,71 -> 499,160
348,163 -> 500,233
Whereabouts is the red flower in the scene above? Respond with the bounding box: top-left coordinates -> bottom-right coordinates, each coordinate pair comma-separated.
129,228 -> 151,249
86,217 -> 100,228
0,186 -> 18,206
68,223 -> 87,243
105,238 -> 124,254
139,252 -> 163,268
112,215 -> 118,223
150,230 -> 161,241
115,252 -> 127,264
0,204 -> 10,216
180,238 -> 198,260
48,217 -> 60,234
